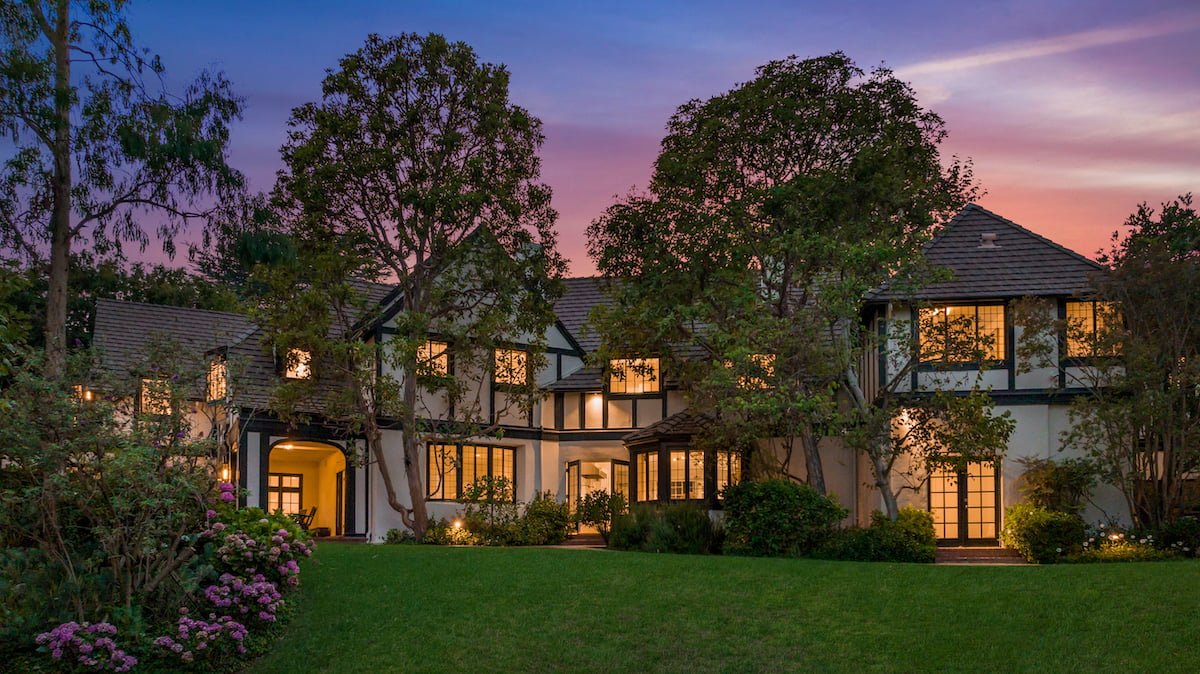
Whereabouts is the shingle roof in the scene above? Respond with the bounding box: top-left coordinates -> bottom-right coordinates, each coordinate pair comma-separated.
622,408 -> 715,444
867,204 -> 1104,301
548,366 -> 605,391
554,277 -> 611,353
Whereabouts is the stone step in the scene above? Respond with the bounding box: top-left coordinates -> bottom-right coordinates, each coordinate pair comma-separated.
936,546 -> 1026,564
559,533 -> 606,547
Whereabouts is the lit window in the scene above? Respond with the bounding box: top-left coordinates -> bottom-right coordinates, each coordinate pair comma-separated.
669,450 -> 705,500
285,349 -> 312,379
427,444 -> 515,500
72,385 -> 94,403
208,357 -> 227,401
494,348 -> 528,384
727,354 -> 775,389
140,378 -> 171,415
636,452 -> 658,502
418,340 -> 449,376
609,358 -> 660,394
920,305 -> 1005,362
267,473 -> 303,516
715,450 -> 742,495
1065,301 -> 1119,358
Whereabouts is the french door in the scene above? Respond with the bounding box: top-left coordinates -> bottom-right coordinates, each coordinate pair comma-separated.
929,461 -> 1000,545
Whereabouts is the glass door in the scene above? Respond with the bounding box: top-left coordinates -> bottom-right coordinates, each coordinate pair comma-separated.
930,461 -> 999,545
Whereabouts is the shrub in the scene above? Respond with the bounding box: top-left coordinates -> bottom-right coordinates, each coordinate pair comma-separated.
1014,457 -> 1096,515
1063,525 -> 1180,563
35,621 -> 137,672
152,612 -> 249,668
518,491 -> 572,545
609,503 -> 722,554
423,518 -> 478,546
201,503 -> 315,588
1154,516 -> 1200,558
574,490 -> 627,543
815,507 -> 937,563
384,528 -> 417,544
721,479 -> 847,557
460,476 -> 520,545
1000,503 -> 1086,564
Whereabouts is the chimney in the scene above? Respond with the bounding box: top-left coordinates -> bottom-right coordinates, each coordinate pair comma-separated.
979,232 -> 999,248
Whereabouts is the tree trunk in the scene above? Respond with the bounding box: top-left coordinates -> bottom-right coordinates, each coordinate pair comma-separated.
400,372 -> 430,540
45,0 -> 72,378
869,449 -> 900,521
800,424 -> 826,495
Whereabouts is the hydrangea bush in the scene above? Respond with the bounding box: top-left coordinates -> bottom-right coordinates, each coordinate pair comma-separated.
34,622 -> 137,672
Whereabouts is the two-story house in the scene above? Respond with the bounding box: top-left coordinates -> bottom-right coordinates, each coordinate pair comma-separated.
92,204 -> 1129,544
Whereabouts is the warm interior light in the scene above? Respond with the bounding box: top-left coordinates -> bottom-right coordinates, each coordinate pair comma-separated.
84,389 -> 94,401
220,466 -> 230,481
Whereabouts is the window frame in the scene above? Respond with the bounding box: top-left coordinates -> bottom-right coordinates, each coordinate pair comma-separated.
284,348 -> 312,380
426,443 -> 517,501
493,347 -> 528,386
417,339 -> 450,378
139,377 -> 172,416
1064,300 -> 1120,360
267,472 -> 303,516
608,357 -> 661,395
918,303 -> 1007,367
207,355 -> 228,402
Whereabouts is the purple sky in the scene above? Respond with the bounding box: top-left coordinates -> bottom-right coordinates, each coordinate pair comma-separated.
128,0 -> 1200,275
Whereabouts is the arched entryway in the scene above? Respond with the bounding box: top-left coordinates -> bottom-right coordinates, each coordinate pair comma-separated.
267,440 -> 348,536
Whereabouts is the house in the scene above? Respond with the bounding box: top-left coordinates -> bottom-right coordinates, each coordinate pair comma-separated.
91,204 -> 1129,544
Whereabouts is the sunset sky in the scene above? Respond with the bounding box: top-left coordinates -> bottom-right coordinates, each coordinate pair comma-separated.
129,0 -> 1200,275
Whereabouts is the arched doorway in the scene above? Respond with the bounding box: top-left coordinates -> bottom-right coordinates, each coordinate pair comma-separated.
267,440 -> 348,536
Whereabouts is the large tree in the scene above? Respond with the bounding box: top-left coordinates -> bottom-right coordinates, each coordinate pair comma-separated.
0,0 -> 242,376
268,33 -> 564,539
587,53 -> 976,496
1016,194 -> 1200,529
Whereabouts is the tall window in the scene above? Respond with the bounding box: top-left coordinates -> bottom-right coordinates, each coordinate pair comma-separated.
609,357 -> 660,394
140,378 -> 171,415
715,450 -> 741,495
494,348 -> 528,384
635,452 -> 658,502
267,473 -> 303,516
418,340 -> 449,376
1065,300 -> 1119,358
285,349 -> 312,379
920,305 -> 1005,362
207,357 -> 227,401
427,444 -> 515,500
669,450 -> 705,500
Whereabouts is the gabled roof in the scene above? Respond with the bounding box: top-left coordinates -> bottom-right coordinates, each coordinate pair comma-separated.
867,204 -> 1104,301
93,299 -> 254,375
554,277 -> 610,353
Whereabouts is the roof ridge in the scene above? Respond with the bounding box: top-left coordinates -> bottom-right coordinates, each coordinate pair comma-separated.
95,297 -> 252,321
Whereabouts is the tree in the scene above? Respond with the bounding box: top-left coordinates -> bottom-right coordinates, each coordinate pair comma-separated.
189,191 -> 297,298
0,0 -> 242,376
267,33 -> 564,540
587,53 -> 976,496
1016,194 -> 1200,529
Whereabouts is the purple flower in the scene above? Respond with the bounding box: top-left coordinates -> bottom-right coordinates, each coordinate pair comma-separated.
220,492 -> 236,503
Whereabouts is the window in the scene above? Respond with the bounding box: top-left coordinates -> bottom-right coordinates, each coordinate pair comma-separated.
669,450 -> 705,500
715,450 -> 741,495
285,349 -> 311,379
418,340 -> 449,376
1065,300 -> 1119,358
207,357 -> 227,401
494,348 -> 527,384
267,473 -> 303,516
426,443 -> 516,500
920,305 -> 1005,362
635,452 -> 658,502
140,378 -> 171,415
727,353 -> 775,389
609,358 -> 660,394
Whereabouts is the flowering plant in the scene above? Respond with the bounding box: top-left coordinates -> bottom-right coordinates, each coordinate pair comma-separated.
203,572 -> 285,625
35,621 -> 137,672
152,611 -> 249,666
201,505 -> 314,585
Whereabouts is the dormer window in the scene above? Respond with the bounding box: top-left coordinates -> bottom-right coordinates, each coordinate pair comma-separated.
609,358 -> 660,394
494,348 -> 527,384
919,305 -> 1006,362
207,357 -> 227,401
285,349 -> 312,379
140,378 -> 171,415
418,340 -> 449,376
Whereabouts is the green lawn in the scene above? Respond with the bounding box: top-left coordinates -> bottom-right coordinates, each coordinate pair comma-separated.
247,544 -> 1200,673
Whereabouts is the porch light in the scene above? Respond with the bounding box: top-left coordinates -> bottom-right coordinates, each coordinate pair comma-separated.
220,465 -> 231,481
453,520 -> 463,529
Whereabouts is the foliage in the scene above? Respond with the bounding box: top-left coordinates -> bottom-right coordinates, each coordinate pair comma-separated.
200,503 -> 314,588
1065,526 -> 1179,563
0,0 -> 243,374
574,489 -> 627,543
1014,195 -> 1200,530
0,346 -> 217,642
815,507 -> 937,563
34,621 -> 137,672
263,32 -> 565,540
586,52 -> 976,496
1014,457 -> 1096,515
459,476 -> 520,545
422,518 -> 477,546
608,503 -> 723,555
384,529 -> 418,545
1153,516 -> 1200,558
720,479 -> 847,557
1000,503 -> 1087,564
151,612 -> 249,669
518,491 -> 572,546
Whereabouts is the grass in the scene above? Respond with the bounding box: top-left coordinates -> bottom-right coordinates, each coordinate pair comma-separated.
246,544 -> 1200,673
